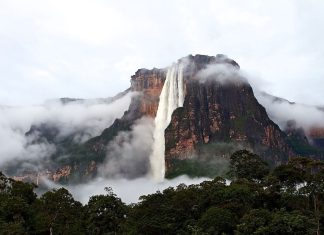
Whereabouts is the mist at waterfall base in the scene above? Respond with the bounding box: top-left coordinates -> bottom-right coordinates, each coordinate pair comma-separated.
45,176 -> 210,204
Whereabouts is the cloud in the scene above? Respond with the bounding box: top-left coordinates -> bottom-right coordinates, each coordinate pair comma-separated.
99,117 -> 155,179
196,62 -> 246,84
192,56 -> 272,93
0,92 -> 134,166
255,92 -> 324,132
43,175 -> 211,204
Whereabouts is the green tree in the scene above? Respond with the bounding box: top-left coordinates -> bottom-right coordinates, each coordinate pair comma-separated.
85,187 -> 127,235
236,209 -> 316,235
227,150 -> 269,181
198,207 -> 236,234
0,172 -> 39,234
33,188 -> 85,235
10,180 -> 37,204
269,210 -> 317,235
298,161 -> 324,235
0,196 -> 29,235
236,209 -> 272,235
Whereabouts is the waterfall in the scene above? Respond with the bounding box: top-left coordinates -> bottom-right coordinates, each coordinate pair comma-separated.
150,63 -> 184,181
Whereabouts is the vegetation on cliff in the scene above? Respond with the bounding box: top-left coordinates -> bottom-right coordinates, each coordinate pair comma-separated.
1,150 -> 323,234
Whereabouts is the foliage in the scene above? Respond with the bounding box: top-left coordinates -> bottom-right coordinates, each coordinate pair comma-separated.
85,187 -> 127,234
198,207 -> 236,234
227,150 -> 270,181
0,151 -> 324,234
32,188 -> 85,234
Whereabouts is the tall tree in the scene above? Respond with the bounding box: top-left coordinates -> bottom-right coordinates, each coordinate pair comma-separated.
33,188 -> 85,235
85,187 -> 127,235
227,150 -> 270,181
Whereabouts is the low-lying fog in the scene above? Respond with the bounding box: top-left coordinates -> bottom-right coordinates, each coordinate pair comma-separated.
44,176 -> 210,204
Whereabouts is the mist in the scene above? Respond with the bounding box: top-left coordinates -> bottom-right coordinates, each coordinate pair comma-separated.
255,91 -> 324,132
39,112 -> 211,205
100,117 -> 154,179
196,62 -> 246,84
44,175 -> 210,204
0,92 -> 134,166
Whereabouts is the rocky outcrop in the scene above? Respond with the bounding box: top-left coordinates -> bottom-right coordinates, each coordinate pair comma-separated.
52,165 -> 72,182
131,68 -> 166,117
165,56 -> 293,168
83,68 -> 166,156
12,161 -> 97,185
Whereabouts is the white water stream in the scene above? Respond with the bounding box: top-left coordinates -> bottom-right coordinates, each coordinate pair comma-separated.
150,63 -> 185,181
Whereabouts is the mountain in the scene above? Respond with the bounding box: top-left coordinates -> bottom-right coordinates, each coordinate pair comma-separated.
4,54 -> 324,183
257,91 -> 324,153
164,62 -> 292,176
71,54 -> 294,179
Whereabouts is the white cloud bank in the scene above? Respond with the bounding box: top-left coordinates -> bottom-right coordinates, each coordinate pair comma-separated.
100,117 -> 155,179
44,175 -> 210,204
0,92 -> 134,166
255,92 -> 324,132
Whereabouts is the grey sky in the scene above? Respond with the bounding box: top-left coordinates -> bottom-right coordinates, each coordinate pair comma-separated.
0,0 -> 323,105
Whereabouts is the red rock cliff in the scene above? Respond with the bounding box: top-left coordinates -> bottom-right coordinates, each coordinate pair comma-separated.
130,68 -> 166,117
164,55 -> 293,168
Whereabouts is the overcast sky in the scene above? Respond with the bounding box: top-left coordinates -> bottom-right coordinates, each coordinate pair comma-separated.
0,0 -> 323,106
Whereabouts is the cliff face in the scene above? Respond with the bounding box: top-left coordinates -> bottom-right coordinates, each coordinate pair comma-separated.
164,56 -> 292,169
11,161 -> 97,186
130,68 -> 166,117
79,69 -> 166,160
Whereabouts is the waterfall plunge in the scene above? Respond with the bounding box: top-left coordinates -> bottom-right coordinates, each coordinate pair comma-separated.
150,63 -> 184,181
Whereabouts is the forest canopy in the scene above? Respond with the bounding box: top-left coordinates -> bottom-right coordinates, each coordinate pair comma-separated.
0,150 -> 323,235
